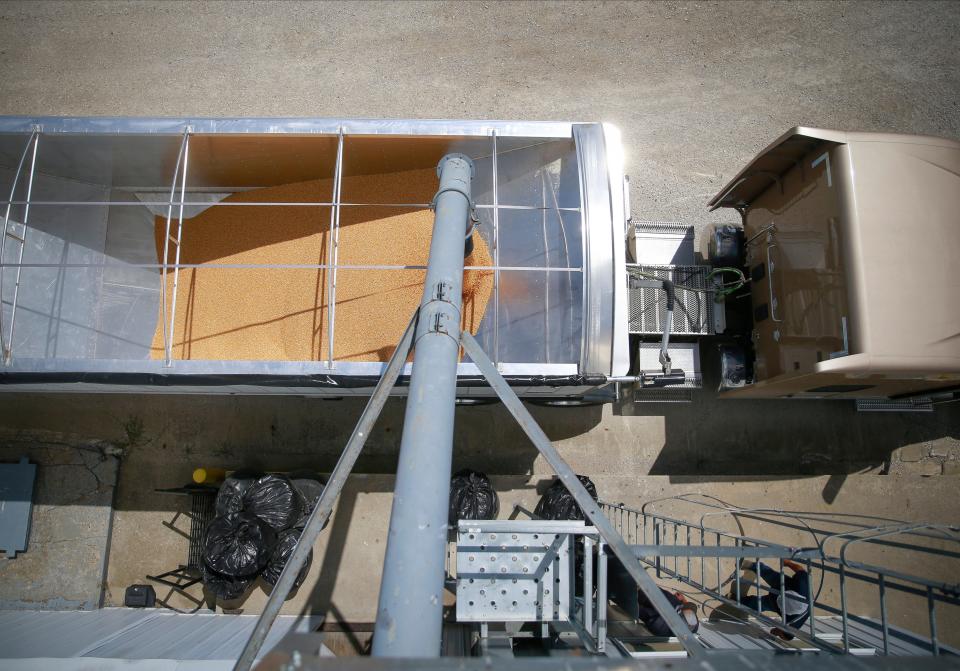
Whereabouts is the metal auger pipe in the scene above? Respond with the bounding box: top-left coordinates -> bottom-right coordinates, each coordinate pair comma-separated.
372,153 -> 475,657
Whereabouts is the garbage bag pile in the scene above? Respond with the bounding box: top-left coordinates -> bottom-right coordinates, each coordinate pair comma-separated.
534,475 -> 598,521
449,469 -> 499,525
534,475 -> 601,594
203,472 -> 323,601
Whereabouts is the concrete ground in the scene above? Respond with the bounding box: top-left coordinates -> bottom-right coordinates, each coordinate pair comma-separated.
0,429 -> 118,611
1,0 -> 959,653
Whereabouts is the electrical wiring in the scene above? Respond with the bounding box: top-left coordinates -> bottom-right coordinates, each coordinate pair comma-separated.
642,493 -> 827,607
707,267 -> 749,299
628,267 -> 748,301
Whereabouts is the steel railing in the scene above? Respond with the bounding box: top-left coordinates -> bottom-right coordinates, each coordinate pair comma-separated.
600,495 -> 960,656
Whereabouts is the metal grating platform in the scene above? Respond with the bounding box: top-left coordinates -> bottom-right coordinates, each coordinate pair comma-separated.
0,609 -> 329,664
456,521 -> 575,623
631,388 -> 695,403
628,265 -> 715,335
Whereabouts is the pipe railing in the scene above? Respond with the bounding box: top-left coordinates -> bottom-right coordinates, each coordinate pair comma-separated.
599,499 -> 960,656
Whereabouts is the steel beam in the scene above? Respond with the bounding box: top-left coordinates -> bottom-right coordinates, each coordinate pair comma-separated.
461,331 -> 707,656
0,130 -> 38,365
629,544 -> 802,558
372,154 -> 475,658
326,127 -> 345,368
165,131 -> 191,366
160,129 -> 189,363
233,313 -> 418,671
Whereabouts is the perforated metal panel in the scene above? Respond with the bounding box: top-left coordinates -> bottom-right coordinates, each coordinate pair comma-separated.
456,524 -> 574,622
628,265 -> 715,335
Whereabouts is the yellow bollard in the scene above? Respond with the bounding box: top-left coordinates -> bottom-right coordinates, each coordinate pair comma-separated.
193,467 -> 226,485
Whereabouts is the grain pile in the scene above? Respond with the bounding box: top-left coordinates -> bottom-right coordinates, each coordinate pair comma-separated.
149,168 -> 494,362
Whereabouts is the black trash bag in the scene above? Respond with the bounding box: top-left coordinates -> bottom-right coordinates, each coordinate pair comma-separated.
534,475 -> 598,521
202,561 -> 254,601
203,512 -> 277,577
214,470 -> 264,517
242,474 -> 302,531
292,478 -> 330,532
449,469 -> 499,525
261,527 -> 314,589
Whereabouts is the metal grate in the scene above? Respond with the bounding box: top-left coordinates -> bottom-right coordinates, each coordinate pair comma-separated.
856,398 -> 934,413
632,387 -> 695,403
456,523 -> 574,623
187,490 -> 215,570
628,265 -> 715,335
630,220 -> 691,236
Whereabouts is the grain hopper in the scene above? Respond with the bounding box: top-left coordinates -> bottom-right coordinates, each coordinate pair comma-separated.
2,118 -> 958,407
0,118 -> 629,399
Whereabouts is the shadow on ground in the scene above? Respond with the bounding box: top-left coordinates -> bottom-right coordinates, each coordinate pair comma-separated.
614,345 -> 960,502
0,381 -> 957,510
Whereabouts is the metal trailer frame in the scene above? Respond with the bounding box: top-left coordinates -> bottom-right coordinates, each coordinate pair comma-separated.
0,116 -> 630,396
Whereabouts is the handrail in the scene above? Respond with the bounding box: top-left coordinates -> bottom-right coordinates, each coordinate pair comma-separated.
599,499 -> 960,656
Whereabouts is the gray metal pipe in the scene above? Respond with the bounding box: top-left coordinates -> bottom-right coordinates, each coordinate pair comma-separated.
372,153 -> 474,657
232,314 -> 418,671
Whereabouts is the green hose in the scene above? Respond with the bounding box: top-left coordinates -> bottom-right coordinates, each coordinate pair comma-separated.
629,266 -> 748,302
